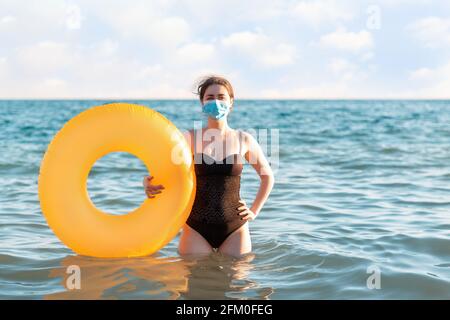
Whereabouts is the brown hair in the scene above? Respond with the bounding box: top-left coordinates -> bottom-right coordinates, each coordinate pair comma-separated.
196,75 -> 235,102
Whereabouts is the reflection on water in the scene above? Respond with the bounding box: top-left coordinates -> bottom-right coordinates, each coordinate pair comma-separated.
45,252 -> 274,300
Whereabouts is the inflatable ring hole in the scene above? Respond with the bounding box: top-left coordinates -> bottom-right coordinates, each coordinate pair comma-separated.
87,151 -> 148,216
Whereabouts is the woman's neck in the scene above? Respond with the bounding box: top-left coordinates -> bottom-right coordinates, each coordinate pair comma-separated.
206,117 -> 230,134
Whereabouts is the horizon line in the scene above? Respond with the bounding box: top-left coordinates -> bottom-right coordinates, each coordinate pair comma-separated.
1,97 -> 450,101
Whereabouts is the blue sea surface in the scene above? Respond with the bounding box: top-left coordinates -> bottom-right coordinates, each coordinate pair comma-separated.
0,99 -> 449,299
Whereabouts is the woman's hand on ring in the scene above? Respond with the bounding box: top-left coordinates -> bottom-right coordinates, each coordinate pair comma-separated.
143,175 -> 165,198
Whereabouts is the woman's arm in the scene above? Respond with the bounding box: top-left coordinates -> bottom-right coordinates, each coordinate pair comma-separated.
242,131 -> 275,217
143,130 -> 194,200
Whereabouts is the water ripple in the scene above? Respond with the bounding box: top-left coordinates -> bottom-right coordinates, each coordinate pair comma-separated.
1,100 -> 450,299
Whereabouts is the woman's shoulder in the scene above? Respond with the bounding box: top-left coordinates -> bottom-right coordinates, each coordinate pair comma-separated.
184,128 -> 203,138
234,130 -> 260,157
235,129 -> 257,145
185,128 -> 195,137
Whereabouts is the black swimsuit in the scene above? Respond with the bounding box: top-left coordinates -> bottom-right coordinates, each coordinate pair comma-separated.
186,151 -> 247,248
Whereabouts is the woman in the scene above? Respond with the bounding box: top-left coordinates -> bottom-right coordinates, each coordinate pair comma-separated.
143,75 -> 274,257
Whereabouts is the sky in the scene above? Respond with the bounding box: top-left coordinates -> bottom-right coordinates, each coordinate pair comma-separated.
0,0 -> 449,99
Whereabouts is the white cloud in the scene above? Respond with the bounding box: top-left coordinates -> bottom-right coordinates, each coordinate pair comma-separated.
118,15 -> 190,48
137,64 -> 163,79
15,41 -> 77,74
376,0 -> 430,7
0,15 -> 16,24
328,58 -> 370,82
221,31 -> 296,67
408,61 -> 450,98
29,78 -> 70,97
0,56 -> 8,77
329,58 -> 356,80
176,0 -> 285,26
318,28 -> 374,53
329,58 -> 353,74
1,1 -> 449,99
409,67 -> 434,80
0,2 -> 77,41
408,16 -> 450,48
294,83 -> 353,98
1,39 -> 173,98
360,52 -> 374,62
292,0 -> 354,27
94,2 -> 191,48
126,82 -> 191,99
91,39 -> 119,57
176,43 -> 216,63
260,82 -> 355,99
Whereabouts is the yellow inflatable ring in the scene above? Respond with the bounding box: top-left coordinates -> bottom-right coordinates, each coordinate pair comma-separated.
38,103 -> 196,258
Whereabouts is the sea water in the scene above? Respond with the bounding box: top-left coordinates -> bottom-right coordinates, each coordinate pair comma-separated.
0,99 -> 449,299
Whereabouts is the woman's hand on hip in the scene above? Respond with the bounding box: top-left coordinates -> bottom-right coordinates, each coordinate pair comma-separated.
237,199 -> 257,221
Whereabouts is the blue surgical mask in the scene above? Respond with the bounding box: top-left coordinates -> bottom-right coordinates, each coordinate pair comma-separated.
202,99 -> 231,120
